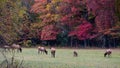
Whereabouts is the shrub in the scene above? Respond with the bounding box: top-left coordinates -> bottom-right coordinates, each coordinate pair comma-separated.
0,51 -> 26,68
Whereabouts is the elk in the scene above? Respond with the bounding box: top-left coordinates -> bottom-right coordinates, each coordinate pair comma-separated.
38,46 -> 48,55
104,49 -> 112,57
51,47 -> 56,58
73,50 -> 78,57
11,44 -> 22,53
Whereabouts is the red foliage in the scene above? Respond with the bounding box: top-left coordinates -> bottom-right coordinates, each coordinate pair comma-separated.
40,25 -> 59,40
71,6 -> 77,13
86,0 -> 116,32
76,20 -> 92,40
31,0 -> 116,41
69,19 -> 93,40
59,0 -> 85,27
31,0 -> 48,13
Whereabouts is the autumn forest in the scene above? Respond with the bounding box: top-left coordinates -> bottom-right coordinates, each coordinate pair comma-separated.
0,0 -> 120,48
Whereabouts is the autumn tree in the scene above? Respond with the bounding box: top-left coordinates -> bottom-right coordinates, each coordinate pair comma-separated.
31,0 -> 62,27
58,0 -> 94,46
31,0 -> 63,45
86,0 -> 117,48
0,0 -> 27,45
86,0 -> 116,32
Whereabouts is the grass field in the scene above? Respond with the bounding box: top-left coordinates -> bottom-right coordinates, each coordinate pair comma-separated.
0,48 -> 120,68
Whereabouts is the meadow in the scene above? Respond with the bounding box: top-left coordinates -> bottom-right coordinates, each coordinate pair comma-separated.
0,48 -> 120,68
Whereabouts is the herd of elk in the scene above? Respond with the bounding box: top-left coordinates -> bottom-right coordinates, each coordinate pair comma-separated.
1,44 -> 112,58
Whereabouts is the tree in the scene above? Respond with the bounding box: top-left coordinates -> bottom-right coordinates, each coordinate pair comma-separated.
59,0 -> 87,27
86,0 -> 117,48
31,0 -> 63,42
86,0 -> 116,32
31,0 -> 62,27
0,0 -> 27,44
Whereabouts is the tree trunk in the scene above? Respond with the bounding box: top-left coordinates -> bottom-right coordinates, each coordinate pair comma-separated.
102,37 -> 106,48
70,37 -> 72,47
113,38 -> 116,48
84,40 -> 87,48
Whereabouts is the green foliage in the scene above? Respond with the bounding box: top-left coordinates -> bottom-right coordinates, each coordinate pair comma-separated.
23,40 -> 33,47
57,32 -> 68,46
115,0 -> 120,21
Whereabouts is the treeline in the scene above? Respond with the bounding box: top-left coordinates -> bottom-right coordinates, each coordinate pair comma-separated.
0,0 -> 120,48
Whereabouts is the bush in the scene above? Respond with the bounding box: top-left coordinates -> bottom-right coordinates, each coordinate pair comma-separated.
0,51 -> 26,68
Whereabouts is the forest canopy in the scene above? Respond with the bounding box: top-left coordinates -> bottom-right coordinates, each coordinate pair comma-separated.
0,0 -> 120,48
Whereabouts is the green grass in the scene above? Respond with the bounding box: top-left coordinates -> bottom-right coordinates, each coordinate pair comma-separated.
0,48 -> 120,68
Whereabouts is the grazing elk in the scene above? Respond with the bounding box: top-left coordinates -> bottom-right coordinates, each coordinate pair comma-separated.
11,44 -> 22,53
2,45 -> 11,52
104,49 -> 112,57
38,46 -> 48,55
51,47 -> 56,58
73,50 -> 78,57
